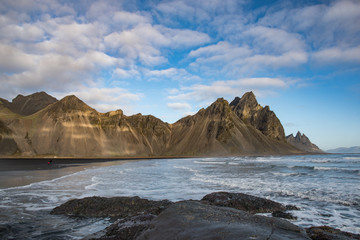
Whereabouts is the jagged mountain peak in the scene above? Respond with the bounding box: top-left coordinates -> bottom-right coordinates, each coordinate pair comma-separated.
286,131 -> 323,153
46,95 -> 95,114
230,92 -> 285,141
206,98 -> 231,115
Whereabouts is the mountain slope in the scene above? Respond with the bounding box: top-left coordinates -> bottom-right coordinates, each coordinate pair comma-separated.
0,91 -> 58,116
168,98 -> 300,156
286,131 -> 323,153
0,92 -> 308,157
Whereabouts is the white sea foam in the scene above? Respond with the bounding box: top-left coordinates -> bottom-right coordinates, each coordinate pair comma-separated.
1,154 -> 359,238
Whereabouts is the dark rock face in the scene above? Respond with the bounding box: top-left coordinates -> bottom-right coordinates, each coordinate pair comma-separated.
286,131 -> 323,153
201,191 -> 287,214
272,211 -> 298,220
86,214 -> 156,240
137,201 -> 310,240
230,92 -> 286,141
306,226 -> 360,240
0,120 -> 18,155
50,196 -> 173,218
52,192 -> 360,240
1,91 -> 57,116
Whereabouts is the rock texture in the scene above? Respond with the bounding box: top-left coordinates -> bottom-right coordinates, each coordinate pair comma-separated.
52,192 -> 308,240
230,92 -> 286,141
53,192 -> 359,240
136,201 -> 310,240
201,191 -> 287,214
0,92 -> 308,157
286,131 -> 323,153
0,120 -> 18,155
50,196 -> 172,218
306,226 -> 360,240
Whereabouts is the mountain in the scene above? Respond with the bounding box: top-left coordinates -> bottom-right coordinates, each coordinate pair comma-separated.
230,92 -> 286,141
0,91 -> 57,116
327,146 -> 360,153
0,92 -> 310,157
286,131 -> 323,153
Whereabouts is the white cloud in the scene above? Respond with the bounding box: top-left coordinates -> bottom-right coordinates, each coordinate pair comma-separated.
243,26 -> 305,54
64,86 -> 143,114
167,102 -> 191,111
145,68 -> 201,82
0,44 -> 37,72
113,11 -> 151,27
168,77 -> 290,103
313,46 -> 360,63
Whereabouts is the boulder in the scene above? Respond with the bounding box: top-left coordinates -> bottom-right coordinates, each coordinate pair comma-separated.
137,201 -> 310,240
306,226 -> 360,240
201,191 -> 287,214
50,196 -> 173,218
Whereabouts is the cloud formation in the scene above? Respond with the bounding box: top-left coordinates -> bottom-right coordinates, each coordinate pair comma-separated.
0,0 -> 359,123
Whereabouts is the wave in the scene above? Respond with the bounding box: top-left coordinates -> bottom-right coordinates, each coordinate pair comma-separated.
194,161 -> 227,165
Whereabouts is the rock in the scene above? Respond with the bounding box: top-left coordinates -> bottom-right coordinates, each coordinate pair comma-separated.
286,131 -> 323,153
137,201 -> 310,240
306,226 -> 360,240
230,92 -> 286,141
272,211 -> 297,220
201,191 -> 287,214
50,196 -> 173,218
84,214 -> 156,240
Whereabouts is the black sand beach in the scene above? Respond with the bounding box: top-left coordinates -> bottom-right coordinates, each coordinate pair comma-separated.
0,158 -> 136,189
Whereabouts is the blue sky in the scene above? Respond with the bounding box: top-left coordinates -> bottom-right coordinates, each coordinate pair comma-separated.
0,0 -> 359,150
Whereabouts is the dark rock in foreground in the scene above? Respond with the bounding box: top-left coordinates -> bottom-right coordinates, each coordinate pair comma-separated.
137,201 -> 309,240
51,193 -> 359,240
306,226 -> 360,240
50,196 -> 172,218
201,191 -> 287,214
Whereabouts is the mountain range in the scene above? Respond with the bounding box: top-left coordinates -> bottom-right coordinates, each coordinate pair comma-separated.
0,91 -> 321,157
327,146 -> 360,154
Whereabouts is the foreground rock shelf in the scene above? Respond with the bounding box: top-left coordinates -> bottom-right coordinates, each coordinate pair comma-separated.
51,192 -> 360,240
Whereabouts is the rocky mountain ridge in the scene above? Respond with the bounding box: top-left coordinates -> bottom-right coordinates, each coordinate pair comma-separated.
0,91 -> 57,116
286,131 -> 323,153
0,91 -> 318,157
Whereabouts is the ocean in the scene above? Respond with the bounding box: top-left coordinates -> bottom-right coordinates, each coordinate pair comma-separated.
0,154 -> 359,239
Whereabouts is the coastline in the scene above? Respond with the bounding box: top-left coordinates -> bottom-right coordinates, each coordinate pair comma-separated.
0,158 -> 139,189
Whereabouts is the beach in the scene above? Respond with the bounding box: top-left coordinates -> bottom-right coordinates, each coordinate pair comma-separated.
0,154 -> 359,239
0,158 -> 137,189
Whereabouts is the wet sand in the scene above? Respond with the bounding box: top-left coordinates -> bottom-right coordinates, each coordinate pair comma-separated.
0,158 -> 137,189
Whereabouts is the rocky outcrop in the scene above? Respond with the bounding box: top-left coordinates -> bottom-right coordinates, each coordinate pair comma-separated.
137,201 -> 309,240
0,91 -> 57,116
230,92 -> 286,141
201,191 -> 287,214
306,226 -> 360,240
286,131 -> 323,153
50,196 -> 173,218
53,192 -> 359,240
0,92 -> 306,157
53,192 -> 307,240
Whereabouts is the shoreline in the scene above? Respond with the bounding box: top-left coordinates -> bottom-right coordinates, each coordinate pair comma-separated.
0,158 -> 139,189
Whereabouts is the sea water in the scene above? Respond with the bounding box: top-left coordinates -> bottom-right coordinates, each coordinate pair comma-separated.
0,154 -> 359,239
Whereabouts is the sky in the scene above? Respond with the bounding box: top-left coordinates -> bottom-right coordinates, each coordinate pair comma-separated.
0,0 -> 359,150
